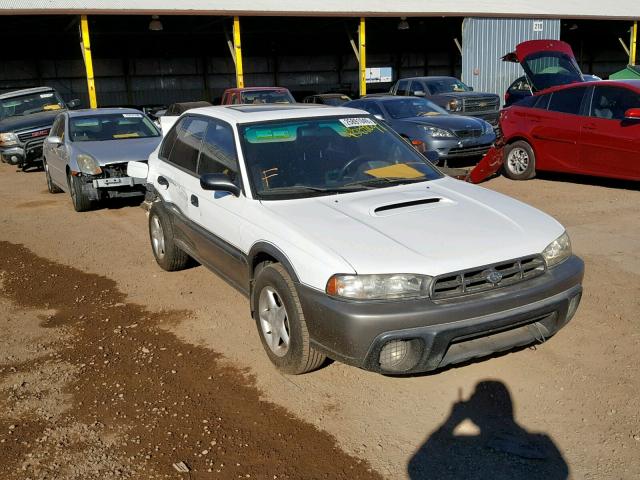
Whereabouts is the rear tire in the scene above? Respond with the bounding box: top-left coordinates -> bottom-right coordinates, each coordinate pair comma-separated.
43,159 -> 62,193
253,262 -> 326,374
148,204 -> 191,271
68,173 -> 92,212
503,140 -> 536,180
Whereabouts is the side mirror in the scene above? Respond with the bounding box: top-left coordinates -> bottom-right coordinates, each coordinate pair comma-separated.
46,136 -> 62,146
200,173 -> 241,197
413,90 -> 426,97
67,99 -> 81,109
127,160 -> 149,179
624,108 -> 640,120
374,114 -> 386,122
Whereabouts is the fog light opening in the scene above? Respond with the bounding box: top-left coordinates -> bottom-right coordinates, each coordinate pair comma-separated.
379,339 -> 422,372
566,292 -> 582,324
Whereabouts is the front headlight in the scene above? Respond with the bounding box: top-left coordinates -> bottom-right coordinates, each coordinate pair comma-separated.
326,274 -> 432,300
447,99 -> 462,112
423,126 -> 454,138
542,231 -> 572,267
76,154 -> 102,175
0,132 -> 18,147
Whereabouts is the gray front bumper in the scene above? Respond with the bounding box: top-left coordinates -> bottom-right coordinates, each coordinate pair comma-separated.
297,255 -> 584,374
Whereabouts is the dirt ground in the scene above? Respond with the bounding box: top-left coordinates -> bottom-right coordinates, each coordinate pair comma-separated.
0,162 -> 638,479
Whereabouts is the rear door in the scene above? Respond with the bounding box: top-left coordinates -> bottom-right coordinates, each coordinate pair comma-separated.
155,115 -> 207,252
580,85 -> 640,179
530,86 -> 588,172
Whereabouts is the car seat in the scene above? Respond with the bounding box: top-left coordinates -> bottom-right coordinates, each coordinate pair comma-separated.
594,95 -> 613,119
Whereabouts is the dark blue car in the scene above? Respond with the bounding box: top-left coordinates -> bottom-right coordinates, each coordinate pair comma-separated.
345,96 -> 495,166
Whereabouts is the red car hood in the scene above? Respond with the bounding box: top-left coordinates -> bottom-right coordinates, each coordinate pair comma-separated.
503,39 -> 584,92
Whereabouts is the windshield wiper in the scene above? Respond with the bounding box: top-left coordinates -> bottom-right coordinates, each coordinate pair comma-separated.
343,177 -> 428,188
259,185 -> 369,196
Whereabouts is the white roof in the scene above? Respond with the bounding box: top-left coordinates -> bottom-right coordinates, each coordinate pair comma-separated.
1,0 -> 639,19
188,105 -> 367,125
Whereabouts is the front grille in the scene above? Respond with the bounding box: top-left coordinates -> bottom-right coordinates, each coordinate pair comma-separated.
17,126 -> 51,143
463,97 -> 499,113
431,255 -> 546,300
454,128 -> 482,138
444,145 -> 491,158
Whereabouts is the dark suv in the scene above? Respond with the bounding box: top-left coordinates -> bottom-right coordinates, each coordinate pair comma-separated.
0,87 -> 79,169
391,76 -> 500,125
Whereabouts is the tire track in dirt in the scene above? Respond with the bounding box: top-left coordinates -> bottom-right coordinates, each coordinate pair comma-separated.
0,241 -> 383,479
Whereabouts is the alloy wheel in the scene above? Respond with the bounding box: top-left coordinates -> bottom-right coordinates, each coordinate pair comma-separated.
258,286 -> 290,357
150,215 -> 166,259
507,147 -> 530,175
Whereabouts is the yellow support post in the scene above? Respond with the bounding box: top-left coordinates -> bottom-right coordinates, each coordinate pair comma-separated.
631,21 -> 638,66
358,18 -> 366,97
80,15 -> 97,109
233,16 -> 245,88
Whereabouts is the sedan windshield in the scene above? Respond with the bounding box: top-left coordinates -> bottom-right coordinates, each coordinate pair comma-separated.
383,98 -> 448,119
240,90 -> 295,104
425,78 -> 472,94
69,113 -> 160,142
0,91 -> 65,120
239,116 -> 442,199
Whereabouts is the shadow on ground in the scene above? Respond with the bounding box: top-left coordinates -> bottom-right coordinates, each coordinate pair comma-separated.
408,380 -> 568,480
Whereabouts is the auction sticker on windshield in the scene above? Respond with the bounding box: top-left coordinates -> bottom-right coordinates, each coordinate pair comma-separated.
339,117 -> 377,128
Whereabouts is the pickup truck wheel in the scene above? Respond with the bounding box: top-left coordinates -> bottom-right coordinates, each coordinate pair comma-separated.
148,205 -> 190,271
68,173 -> 92,212
503,141 -> 536,180
43,159 -> 62,193
253,263 -> 326,374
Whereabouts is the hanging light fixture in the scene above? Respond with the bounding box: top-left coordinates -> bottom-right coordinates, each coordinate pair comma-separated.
398,17 -> 410,30
149,15 -> 163,31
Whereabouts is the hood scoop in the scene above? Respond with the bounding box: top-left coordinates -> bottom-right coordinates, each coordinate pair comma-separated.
373,197 -> 443,216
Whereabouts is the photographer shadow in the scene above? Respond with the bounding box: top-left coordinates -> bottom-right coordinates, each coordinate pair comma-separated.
408,380 -> 568,480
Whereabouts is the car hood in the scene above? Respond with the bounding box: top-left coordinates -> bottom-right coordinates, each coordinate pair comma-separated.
260,177 -> 564,276
73,137 -> 162,165
0,110 -> 62,133
502,39 -> 583,92
397,114 -> 487,129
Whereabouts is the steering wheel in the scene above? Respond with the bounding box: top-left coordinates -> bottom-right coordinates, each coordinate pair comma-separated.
338,154 -> 378,181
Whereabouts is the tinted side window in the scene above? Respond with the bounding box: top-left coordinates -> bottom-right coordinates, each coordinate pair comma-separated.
534,94 -> 551,110
591,86 -> 640,120
168,116 -> 207,173
548,88 -> 586,115
159,125 -> 178,160
396,80 -> 409,95
513,96 -> 537,108
51,115 -> 65,138
197,120 -> 239,181
408,81 -> 426,96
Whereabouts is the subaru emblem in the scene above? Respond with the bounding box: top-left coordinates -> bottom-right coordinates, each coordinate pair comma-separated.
483,268 -> 503,285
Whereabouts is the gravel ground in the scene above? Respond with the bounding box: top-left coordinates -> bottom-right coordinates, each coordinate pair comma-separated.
0,162 -> 638,479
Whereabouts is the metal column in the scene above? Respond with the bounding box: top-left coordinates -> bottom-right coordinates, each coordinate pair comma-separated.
80,15 -> 97,108
631,21 -> 638,66
233,16 -> 245,88
358,18 -> 366,97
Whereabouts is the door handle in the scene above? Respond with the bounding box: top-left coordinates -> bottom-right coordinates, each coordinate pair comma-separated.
583,124 -> 597,131
190,195 -> 199,207
157,176 -> 169,188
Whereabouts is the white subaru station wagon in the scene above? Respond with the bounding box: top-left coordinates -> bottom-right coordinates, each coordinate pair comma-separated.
128,104 -> 584,375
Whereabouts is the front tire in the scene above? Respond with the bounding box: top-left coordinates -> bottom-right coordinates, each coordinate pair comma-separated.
503,140 -> 536,180
68,173 -> 93,212
148,204 -> 191,271
43,159 -> 62,193
253,263 -> 326,374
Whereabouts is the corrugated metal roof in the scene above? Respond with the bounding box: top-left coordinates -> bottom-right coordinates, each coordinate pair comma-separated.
0,0 -> 638,18
461,17 -> 561,107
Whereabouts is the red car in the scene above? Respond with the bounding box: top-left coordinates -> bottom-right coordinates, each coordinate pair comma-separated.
221,87 -> 295,105
499,40 -> 640,181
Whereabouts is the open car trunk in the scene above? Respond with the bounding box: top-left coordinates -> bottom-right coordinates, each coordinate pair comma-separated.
502,40 -> 584,92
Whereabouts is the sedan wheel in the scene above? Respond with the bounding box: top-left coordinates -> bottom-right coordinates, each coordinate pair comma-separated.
258,286 -> 291,357
150,215 -> 166,260
503,140 -> 536,180
507,147 -> 529,174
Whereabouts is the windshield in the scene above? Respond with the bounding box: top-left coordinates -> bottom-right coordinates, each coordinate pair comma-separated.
382,98 -> 448,119
69,113 -> 160,142
239,116 -> 442,200
240,90 -> 295,104
523,52 -> 583,90
424,78 -> 471,94
0,91 -> 65,120
322,96 -> 351,106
